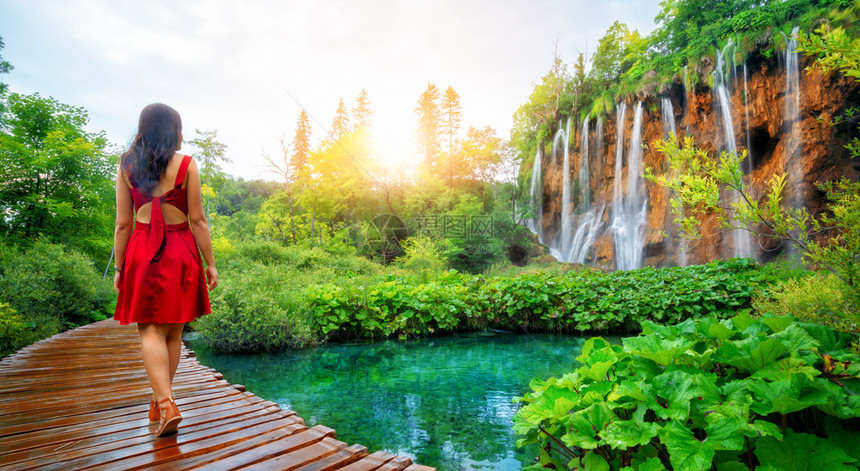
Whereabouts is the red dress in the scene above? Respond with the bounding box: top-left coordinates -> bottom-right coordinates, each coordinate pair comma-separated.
114,155 -> 211,325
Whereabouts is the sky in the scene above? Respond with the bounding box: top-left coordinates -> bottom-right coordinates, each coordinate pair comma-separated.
0,0 -> 661,181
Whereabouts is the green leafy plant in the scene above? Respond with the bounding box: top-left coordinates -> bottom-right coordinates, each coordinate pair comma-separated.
513,314 -> 860,470
307,259 -> 797,342
0,240 -> 114,336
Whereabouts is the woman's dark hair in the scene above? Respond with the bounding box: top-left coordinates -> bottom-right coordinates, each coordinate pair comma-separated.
121,103 -> 182,194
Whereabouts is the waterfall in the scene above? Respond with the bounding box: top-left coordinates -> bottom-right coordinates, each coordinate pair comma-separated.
661,97 -> 676,139
743,63 -> 753,174
595,116 -> 604,180
683,65 -> 691,135
612,104 -> 627,225
714,40 -> 738,155
552,120 -> 565,165
714,39 -> 752,259
559,117 -> 573,260
786,26 -> 802,210
527,149 -> 543,242
611,102 -> 648,270
564,116 -> 602,264
578,117 -> 591,211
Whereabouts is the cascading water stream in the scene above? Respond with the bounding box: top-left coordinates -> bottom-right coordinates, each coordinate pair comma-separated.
527,149 -> 543,242
786,26 -> 802,210
714,39 -> 752,259
559,117 -> 573,260
611,102 -> 648,270
661,97 -> 676,139
565,116 -> 603,264
578,117 -> 591,211
743,63 -> 753,174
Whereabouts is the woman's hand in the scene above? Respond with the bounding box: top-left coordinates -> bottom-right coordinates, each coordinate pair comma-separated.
114,270 -> 121,293
206,265 -> 219,291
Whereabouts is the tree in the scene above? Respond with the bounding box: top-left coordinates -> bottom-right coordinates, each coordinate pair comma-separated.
647,136 -> 859,295
290,110 -> 312,178
187,129 -> 230,216
415,83 -> 441,167
0,35 -> 13,97
263,135 -> 300,244
0,92 -> 114,259
441,86 -> 462,154
352,89 -> 373,131
331,98 -> 350,142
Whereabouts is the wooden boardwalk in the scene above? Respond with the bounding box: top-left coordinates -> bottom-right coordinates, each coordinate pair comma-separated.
0,320 -> 435,471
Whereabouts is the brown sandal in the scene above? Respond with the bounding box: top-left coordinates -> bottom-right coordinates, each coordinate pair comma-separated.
148,396 -> 160,422
155,396 -> 182,437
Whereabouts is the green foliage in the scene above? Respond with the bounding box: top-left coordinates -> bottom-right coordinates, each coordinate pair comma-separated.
307,259 -> 789,342
0,301 -> 32,358
192,263 -> 317,352
513,315 -> 860,470
0,92 -> 115,260
754,272 -> 859,336
648,137 -> 860,300
0,240 -> 114,356
192,241 -> 382,352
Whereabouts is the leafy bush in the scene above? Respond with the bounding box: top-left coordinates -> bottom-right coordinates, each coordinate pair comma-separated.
0,301 -> 36,357
513,314 -> 860,470
308,259 -> 791,341
192,263 -> 317,352
0,240 -> 114,347
754,272 -> 859,337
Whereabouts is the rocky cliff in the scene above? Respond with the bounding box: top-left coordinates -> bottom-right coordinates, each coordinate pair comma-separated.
532,52 -> 859,270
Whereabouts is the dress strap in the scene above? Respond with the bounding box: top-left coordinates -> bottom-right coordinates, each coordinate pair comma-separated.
174,156 -> 193,189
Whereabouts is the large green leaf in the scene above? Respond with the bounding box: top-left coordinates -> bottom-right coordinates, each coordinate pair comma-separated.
813,377 -> 860,420
517,385 -> 579,426
648,370 -> 700,420
659,420 -> 716,471
561,402 -> 615,450
600,419 -> 660,450
718,337 -> 789,374
579,451 -> 610,471
747,375 -> 828,416
755,429 -> 858,470
620,457 -> 667,471
624,335 -> 695,366
761,315 -> 796,333
751,357 -> 821,382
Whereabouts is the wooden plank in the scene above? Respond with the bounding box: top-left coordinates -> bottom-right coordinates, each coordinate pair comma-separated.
337,450 -> 400,471
0,319 -> 434,471
293,443 -> 369,471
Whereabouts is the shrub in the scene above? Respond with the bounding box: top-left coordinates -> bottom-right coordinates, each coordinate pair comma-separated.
0,240 -> 114,341
308,258 -> 791,341
0,301 -> 36,357
513,314 -> 860,470
192,263 -> 317,352
754,272 -> 859,337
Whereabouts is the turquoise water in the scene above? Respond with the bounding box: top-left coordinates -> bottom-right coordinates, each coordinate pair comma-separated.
188,332 -> 599,470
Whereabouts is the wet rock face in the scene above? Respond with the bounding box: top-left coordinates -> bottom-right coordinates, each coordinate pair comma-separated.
534,54 -> 859,270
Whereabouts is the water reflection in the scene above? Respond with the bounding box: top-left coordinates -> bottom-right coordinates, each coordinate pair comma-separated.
188,331 -> 600,470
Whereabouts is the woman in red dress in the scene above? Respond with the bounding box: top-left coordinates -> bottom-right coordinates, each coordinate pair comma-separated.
113,103 -> 219,437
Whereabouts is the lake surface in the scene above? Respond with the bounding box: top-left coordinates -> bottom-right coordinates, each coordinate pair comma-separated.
188,331 -> 602,470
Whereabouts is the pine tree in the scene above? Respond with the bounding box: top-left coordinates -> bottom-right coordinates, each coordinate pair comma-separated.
441,86 -> 462,154
415,83 -> 441,166
331,98 -> 350,142
352,89 -> 373,131
290,110 -> 312,177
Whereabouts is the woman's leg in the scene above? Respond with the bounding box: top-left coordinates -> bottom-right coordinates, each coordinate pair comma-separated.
166,323 -> 185,383
138,323 -> 178,401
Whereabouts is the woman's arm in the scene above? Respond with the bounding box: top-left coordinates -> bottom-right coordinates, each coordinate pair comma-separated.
114,165 -> 134,292
185,158 -> 219,291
